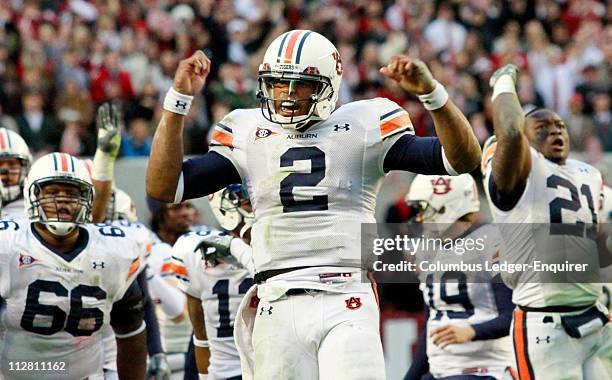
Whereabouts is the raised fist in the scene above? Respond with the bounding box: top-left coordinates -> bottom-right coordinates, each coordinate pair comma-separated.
380,56 -> 436,95
172,50 -> 211,95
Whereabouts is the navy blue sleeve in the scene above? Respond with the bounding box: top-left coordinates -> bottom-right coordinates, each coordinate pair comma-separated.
137,270 -> 164,355
471,278 -> 514,340
181,151 -> 242,201
383,134 -> 446,174
487,173 -> 526,211
404,306 -> 430,380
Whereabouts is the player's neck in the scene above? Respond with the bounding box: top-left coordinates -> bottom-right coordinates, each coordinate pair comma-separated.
33,223 -> 80,253
157,229 -> 180,245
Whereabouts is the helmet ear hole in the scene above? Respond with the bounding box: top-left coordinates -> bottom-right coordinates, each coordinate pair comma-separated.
439,206 -> 446,214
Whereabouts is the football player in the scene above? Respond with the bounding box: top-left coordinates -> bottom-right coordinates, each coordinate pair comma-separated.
403,174 -> 515,380
0,127 -> 32,218
171,184 -> 254,380
146,30 -> 481,379
96,188 -> 173,380
484,64 -> 612,379
0,153 -> 148,379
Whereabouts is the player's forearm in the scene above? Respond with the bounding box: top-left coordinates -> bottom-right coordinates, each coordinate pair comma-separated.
116,331 -> 147,380
146,111 -> 185,202
91,179 -> 112,223
491,93 -> 531,192
195,346 -> 211,375
430,99 -> 481,174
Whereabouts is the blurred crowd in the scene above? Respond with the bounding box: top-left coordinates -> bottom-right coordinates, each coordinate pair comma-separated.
0,0 -> 610,163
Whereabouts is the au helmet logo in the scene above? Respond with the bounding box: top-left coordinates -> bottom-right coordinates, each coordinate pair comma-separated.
345,297 -> 362,310
255,127 -> 277,141
431,177 -> 452,195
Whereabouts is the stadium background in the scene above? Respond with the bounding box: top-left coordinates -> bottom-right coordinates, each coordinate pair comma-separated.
0,0 -> 610,378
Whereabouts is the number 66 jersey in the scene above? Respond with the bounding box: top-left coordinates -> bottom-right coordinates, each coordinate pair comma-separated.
208,98 -> 421,273
0,219 -> 148,379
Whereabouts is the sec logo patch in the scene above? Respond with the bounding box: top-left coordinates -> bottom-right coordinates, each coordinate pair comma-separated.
255,127 -> 277,141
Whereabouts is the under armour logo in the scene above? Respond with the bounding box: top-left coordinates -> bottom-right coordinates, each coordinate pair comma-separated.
535,336 -> 551,344
175,100 -> 188,109
92,261 -> 105,269
259,306 -> 273,315
333,123 -> 350,132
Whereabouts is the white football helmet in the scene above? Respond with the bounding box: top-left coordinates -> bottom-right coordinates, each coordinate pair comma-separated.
24,153 -> 93,236
405,174 -> 480,226
208,184 -> 253,237
105,187 -> 138,222
258,30 -> 343,129
0,128 -> 33,203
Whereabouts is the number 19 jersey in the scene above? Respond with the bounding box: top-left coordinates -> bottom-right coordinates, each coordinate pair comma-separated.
209,98 -> 415,273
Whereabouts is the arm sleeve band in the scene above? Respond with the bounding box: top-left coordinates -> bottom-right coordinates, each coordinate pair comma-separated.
176,152 -> 242,202
471,278 -> 514,340
230,238 -> 256,276
383,134 -> 450,175
147,274 -> 186,319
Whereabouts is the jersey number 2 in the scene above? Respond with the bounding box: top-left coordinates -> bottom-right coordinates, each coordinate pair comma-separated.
280,147 -> 328,212
20,280 -> 106,336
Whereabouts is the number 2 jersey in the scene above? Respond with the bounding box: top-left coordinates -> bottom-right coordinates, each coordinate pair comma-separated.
0,219 -> 148,379
171,226 -> 253,380
483,144 -> 604,308
200,98 -> 453,273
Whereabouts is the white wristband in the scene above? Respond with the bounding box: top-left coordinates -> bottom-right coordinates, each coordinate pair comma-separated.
491,75 -> 517,102
198,374 -> 208,380
193,336 -> 209,348
163,87 -> 194,115
417,80 -> 449,111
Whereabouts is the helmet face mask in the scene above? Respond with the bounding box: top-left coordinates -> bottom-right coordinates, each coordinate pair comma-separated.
258,30 -> 343,130
258,73 -> 333,128
209,184 -> 253,235
29,178 -> 93,236
0,128 -> 33,203
104,188 -> 138,223
24,153 -> 93,237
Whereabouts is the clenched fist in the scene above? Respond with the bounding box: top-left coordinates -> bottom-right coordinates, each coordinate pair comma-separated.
173,50 -> 211,95
380,56 -> 436,95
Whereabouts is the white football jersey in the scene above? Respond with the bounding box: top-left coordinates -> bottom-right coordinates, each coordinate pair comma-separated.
1,198 -> 25,219
417,225 -> 513,378
209,98 -> 421,274
483,146 -> 603,307
0,220 -> 147,379
172,226 -> 253,380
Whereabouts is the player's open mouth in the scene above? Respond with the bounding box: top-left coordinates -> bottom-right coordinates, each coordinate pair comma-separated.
280,101 -> 300,115
551,138 -> 564,150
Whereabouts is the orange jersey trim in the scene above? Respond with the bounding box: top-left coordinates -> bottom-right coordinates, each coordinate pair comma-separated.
380,114 -> 411,137
212,129 -> 233,148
